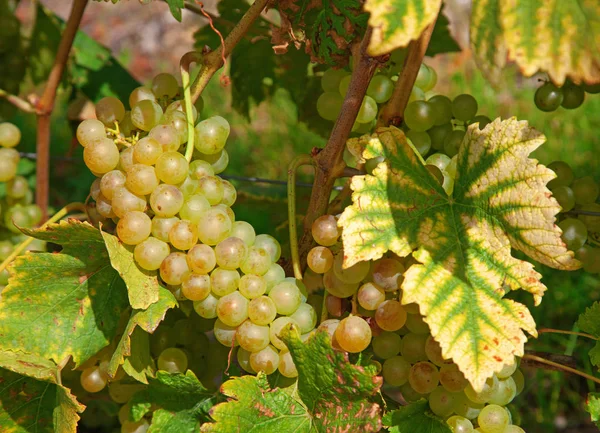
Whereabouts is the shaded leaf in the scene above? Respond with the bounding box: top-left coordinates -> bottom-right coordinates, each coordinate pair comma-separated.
426,9 -> 461,57
27,4 -> 61,84
340,120 -> 580,390
587,392 -> 600,427
365,0 -> 442,56
577,302 -> 600,369
148,409 -> 202,433
383,400 -> 451,433
469,0 -> 506,84
101,230 -> 160,309
0,220 -> 128,367
0,350 -> 59,382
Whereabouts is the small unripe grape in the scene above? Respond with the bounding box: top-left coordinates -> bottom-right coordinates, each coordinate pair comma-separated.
100,170 -> 126,200
0,122 -> 20,148
177,175 -> 199,197
248,296 -> 277,325
158,347 -> 188,373
552,185 -> 575,212
6,175 -> 29,199
76,119 -> 105,147
311,215 -> 340,246
152,73 -> 179,98
404,100 -> 435,131
236,319 -> 270,352
160,252 -> 190,285
134,237 -> 170,270
131,100 -> 163,131
333,253 -> 370,284
253,234 -> 281,262
117,211 -> 152,245
263,263 -> 285,292
166,99 -> 198,121
269,282 -> 302,315
149,124 -> 180,152
187,244 -> 217,274
534,82 -> 563,112
405,313 -> 430,334
307,246 -> 334,274
133,137 -> 163,165
95,194 -> 115,218
239,274 -> 267,299
95,96 -> 125,125
80,366 -> 108,393
84,138 -> 120,174
558,217 -> 588,250
193,293 -> 219,319
371,258 -> 404,291
452,94 -> 478,121
372,331 -> 402,359
194,116 -> 230,155
0,159 -> 18,182
278,350 -> 298,378
289,303 -> 317,333
429,386 -> 455,417
335,315 -> 372,353
217,291 -> 249,327
189,159 -> 215,179
375,300 -> 407,331
548,161 -> 575,188
181,273 -> 211,301
221,180 -> 237,207
197,175 -> 224,205
129,86 -> 156,107
323,269 -> 359,298
126,164 -> 159,196
367,75 -> 394,103
150,183 -> 184,217
210,268 -> 240,296
477,404 -> 509,433
197,207 -> 232,245
151,216 -> 179,242
118,147 -> 135,172
428,95 -> 453,125
179,194 -> 210,223
169,219 -> 198,250
270,317 -> 298,350
240,246 -> 271,275
213,318 -> 239,347
249,344 -> 279,375
316,92 -> 343,121
382,356 -> 411,386
155,151 -> 189,185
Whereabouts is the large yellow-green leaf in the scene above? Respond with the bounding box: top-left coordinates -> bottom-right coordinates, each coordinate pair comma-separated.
0,221 -> 128,367
365,0 -> 441,56
471,0 -> 600,85
339,120 -> 580,390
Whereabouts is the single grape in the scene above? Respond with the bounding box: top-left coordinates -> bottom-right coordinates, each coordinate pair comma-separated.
134,237 -> 170,270
571,176 -> 599,204
323,269 -> 359,298
240,246 -> 272,275
429,386 -> 455,417
84,138 -> 120,174
181,273 -> 211,301
408,86 -> 426,103
125,164 -> 159,196
372,331 -> 402,359
534,82 -> 563,112
169,219 -> 198,250
248,295 -> 277,326
80,366 -> 108,393
408,361 -> 440,394
254,234 -> 282,262
424,66 -> 438,91
213,318 -> 239,347
357,282 -> 385,310
400,332 -> 428,363
428,123 -> 453,151
477,404 -> 509,433
426,153 -> 452,171
236,319 -> 270,352
160,252 -> 190,285
316,92 -> 343,121
289,303 -> 317,333
221,180 -> 237,207
334,315 -> 372,353
470,114 -> 492,130
249,344 -> 279,375
452,94 -> 478,121
152,72 -> 179,98
193,292 -> 219,319
189,159 -> 215,179
488,376 -> 517,405
547,161 -> 574,189
179,194 -> 210,224
217,291 -> 249,327
561,81 -> 585,109
201,148 -> 229,174
230,221 -> 256,246
210,268 -> 241,296
117,211 -> 152,245
194,116 -> 230,155
415,64 -> 432,89
237,347 -> 255,374
149,124 -> 180,152
367,75 -> 394,103
155,151 -> 189,185
440,363 -> 468,392
428,95 -> 453,125
158,347 -> 188,373
356,96 -> 378,123
129,86 -> 156,107
338,75 -> 352,96
5,175 -> 28,199
444,130 -> 465,157
406,130 -> 432,156
576,245 -> 600,273
400,382 -> 425,402
270,316 -> 299,350
269,281 -> 302,315
382,355 -> 410,386
197,207 -> 232,246
263,263 -> 286,292
333,252 -> 370,284
551,186 -> 575,212
133,137 -> 163,165
371,258 -> 405,291
558,217 -> 588,250
150,184 -> 184,217
307,246 -> 334,274
446,415 -> 474,433
95,96 -> 125,125
404,101 -> 435,131
278,349 -> 298,378
166,100 -> 198,122
76,119 -> 105,147
453,392 -> 484,420
583,82 -> 600,93
150,216 -> 178,242
322,68 -> 348,93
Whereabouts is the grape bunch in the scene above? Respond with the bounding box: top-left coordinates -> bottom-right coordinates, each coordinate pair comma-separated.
534,79 -> 600,112
305,214 -> 527,432
546,161 -> 600,273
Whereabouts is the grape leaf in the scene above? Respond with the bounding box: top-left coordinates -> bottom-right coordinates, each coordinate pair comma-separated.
101,230 -> 160,309
130,370 -> 215,428
0,352 -> 84,433
365,0 -> 442,56
383,400 -> 451,433
577,302 -> 600,369
426,9 -> 461,57
470,0 -> 600,85
107,287 -> 177,383
165,0 -> 185,22
587,393 -> 600,427
0,220 -> 128,367
340,120 -> 580,390
148,408 -> 202,433
204,328 -> 383,432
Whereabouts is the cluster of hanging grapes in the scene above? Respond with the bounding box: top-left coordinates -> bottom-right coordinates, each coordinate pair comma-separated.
534,80 -> 600,112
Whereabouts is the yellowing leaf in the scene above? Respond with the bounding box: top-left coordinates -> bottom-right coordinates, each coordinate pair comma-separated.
339,120 -> 580,390
470,0 -> 506,84
365,0 -> 442,56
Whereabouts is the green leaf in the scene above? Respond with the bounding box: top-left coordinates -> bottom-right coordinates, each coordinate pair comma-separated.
586,392 -> 600,427
383,400 -> 451,433
27,4 -> 61,84
365,0 -> 442,56
101,230 -> 160,309
0,353 -> 84,433
470,0 -> 600,85
130,370 -> 215,428
0,220 -> 128,367
577,302 -> 600,369
107,287 -> 177,383
426,9 -> 461,57
340,120 -> 580,390
166,0 -> 185,22
148,409 -> 202,433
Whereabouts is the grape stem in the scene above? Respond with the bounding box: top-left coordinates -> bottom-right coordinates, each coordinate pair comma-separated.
189,0 -> 271,103
538,327 -> 598,340
35,0 -> 89,222
522,354 -> 600,385
0,202 -> 86,275
0,89 -> 35,113
377,15 -> 438,127
287,154 -> 315,280
180,51 -> 203,162
565,209 -> 600,217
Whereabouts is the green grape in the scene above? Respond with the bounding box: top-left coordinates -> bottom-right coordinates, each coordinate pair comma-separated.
213,318 -> 239,347
408,86 -> 426,103
578,203 -> 600,232
189,159 -> 215,179
95,194 -> 114,218
428,95 -> 453,125
503,427 -> 525,433
371,258 -> 405,291
444,130 -> 466,157
547,161 -> 574,189
129,86 -> 156,107
278,349 -> 298,378
117,211 -> 152,245
576,245 -> 600,273
237,347 -> 256,373
236,319 -> 270,352
95,96 -> 125,125
338,75 -> 352,96
289,303 -> 317,333
424,66 -> 438,91
169,219 -> 198,250
181,273 -> 211,301
166,100 -> 198,123
118,147 -> 135,172
447,155 -> 458,179
551,186 -> 575,212
406,130 -> 432,156
197,207 -> 232,245
400,381 -> 425,402
270,316 -> 299,350
307,246 -> 334,274
5,175 -> 28,198
152,72 -> 179,98
334,315 -> 372,353
571,176 -> 599,205
333,252 -> 370,284
375,300 -> 407,331
558,218 -> 588,250
193,292 -> 219,319
357,282 -> 385,310
428,123 -> 453,151
356,96 -> 378,123
238,274 -> 266,299
404,101 -> 435,131
317,92 -> 343,121
322,68 -> 349,93
133,137 -> 163,165
400,332 -> 428,363
151,216 -> 179,242
269,281 -> 301,315
155,152 -> 189,185
415,64 -> 432,89
425,335 -> 450,366
210,268 -> 240,296
131,100 -> 163,131
76,119 -> 105,147
470,115 -> 492,130
323,269 -> 359,298
488,376 -> 517,405
452,94 -> 478,121
561,81 -> 585,109
429,386 -> 455,417
497,361 -> 518,379
149,124 -> 180,152
199,148 -> 229,174
426,153 -> 451,171
80,366 -> 108,393
178,173 -> 200,198
477,404 -> 509,433
134,237 -> 170,271
408,361 -> 440,394
0,122 -> 20,149
160,252 -> 190,285
440,363 -> 467,392
99,170 -> 125,201
382,355 -> 410,386
125,164 -> 159,196
240,246 -> 272,275
372,331 -> 402,359
84,138 -> 120,174
221,180 -> 237,207
0,155 -> 18,182
263,263 -> 285,292
534,82 -> 563,112
406,313 -> 430,334
214,236 -> 247,270
583,82 -> 600,94
150,184 -> 183,217
230,221 -> 256,246
464,375 -> 499,404
248,295 -> 277,325
158,347 -> 188,373
446,415 -> 474,433
179,194 -> 210,223
217,291 -> 249,327
194,116 -> 230,155
197,175 -> 224,205
249,344 -> 279,375
367,75 -> 394,103
453,392 -> 484,419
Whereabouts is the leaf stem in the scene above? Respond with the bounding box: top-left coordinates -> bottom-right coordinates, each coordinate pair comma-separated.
287,154 -> 315,280
538,328 -> 598,341
377,17 -> 438,127
0,202 -> 86,275
522,354 -> 600,385
180,51 -> 203,162
35,0 -> 89,221
0,88 -> 35,113
189,0 -> 271,103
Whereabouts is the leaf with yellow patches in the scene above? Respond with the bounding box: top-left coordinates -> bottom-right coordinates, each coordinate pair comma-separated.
0,220 -> 128,367
339,120 -> 580,390
365,0 -> 442,56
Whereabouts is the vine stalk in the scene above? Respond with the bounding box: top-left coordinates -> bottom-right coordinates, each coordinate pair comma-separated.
522,354 -> 600,385
538,328 -> 598,340
181,51 -> 203,162
0,89 -> 35,113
